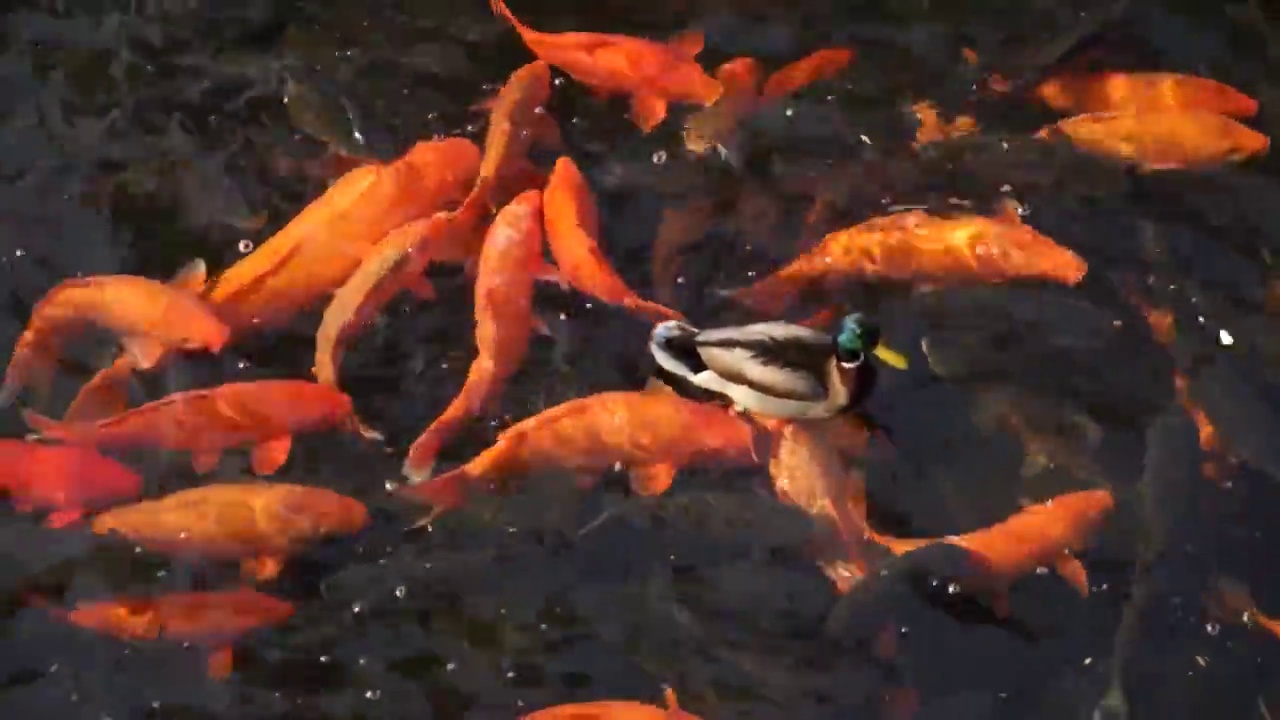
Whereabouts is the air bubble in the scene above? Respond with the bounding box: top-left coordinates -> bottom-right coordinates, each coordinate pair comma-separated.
238,239 -> 254,253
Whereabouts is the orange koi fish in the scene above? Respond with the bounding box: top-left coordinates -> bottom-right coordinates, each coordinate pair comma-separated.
31,587 -> 293,679
469,60 -> 563,217
489,0 -> 722,133
0,440 -> 141,528
726,203 -> 1088,315
911,100 -> 979,147
206,138 -> 482,331
91,482 -> 368,582
1034,71 -> 1259,118
1035,110 -> 1270,171
1207,575 -> 1280,642
869,489 -> 1115,617
0,266 -> 229,408
759,47 -> 855,101
767,419 -> 880,594
523,687 -> 702,719
398,390 -> 761,514
543,156 -> 684,322
402,191 -> 546,482
62,258 -> 212,422
313,206 -> 488,392
23,379 -> 360,475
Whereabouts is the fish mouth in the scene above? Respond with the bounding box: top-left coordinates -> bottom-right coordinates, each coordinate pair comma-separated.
872,345 -> 909,370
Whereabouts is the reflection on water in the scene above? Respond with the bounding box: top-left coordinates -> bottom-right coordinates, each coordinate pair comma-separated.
2,0 -> 1280,718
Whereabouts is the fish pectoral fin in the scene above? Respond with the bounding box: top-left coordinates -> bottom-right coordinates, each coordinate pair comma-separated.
1052,552 -> 1090,597
191,449 -> 223,475
43,508 -> 85,529
241,555 -> 285,582
168,258 -> 209,293
667,28 -> 704,56
120,336 -> 167,370
628,462 -> 678,496
532,313 -> 556,339
250,436 -> 293,475
629,93 -> 669,134
206,646 -> 234,680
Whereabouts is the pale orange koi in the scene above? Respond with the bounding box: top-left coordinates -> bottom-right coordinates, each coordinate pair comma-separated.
1035,110 -> 1270,171
23,379 -> 360,475
1035,71 -> 1259,118
398,390 -> 761,515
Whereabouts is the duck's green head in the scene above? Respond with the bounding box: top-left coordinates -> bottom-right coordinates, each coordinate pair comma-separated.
835,313 -> 908,370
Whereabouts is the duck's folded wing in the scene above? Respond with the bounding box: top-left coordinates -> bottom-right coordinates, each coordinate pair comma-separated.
695,344 -> 828,402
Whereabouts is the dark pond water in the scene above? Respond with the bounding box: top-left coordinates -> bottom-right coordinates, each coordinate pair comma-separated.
4,0 -> 1280,718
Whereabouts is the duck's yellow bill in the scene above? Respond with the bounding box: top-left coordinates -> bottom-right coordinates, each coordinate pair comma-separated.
873,345 -> 909,370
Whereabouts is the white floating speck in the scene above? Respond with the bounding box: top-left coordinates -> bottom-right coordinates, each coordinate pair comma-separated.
1219,329 -> 1234,346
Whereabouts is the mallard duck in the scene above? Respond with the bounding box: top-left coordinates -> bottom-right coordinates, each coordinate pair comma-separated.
648,313 -> 908,420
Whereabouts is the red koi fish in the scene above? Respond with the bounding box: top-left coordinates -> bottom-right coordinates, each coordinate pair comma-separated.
31,587 -> 293,679
726,202 -> 1087,315
0,265 -> 229,408
207,138 -> 482,331
543,156 -> 684,322
91,482 -> 368,582
767,419 -> 880,594
22,379 -> 360,475
468,60 -> 563,220
62,258 -> 212,422
0,440 -> 141,528
759,47 -> 855,101
869,489 -> 1115,617
523,687 -> 702,719
489,0 -> 722,133
1035,110 -> 1270,171
398,391 -> 761,515
1034,71 -> 1259,118
402,191 -> 545,482
313,205 -> 488,394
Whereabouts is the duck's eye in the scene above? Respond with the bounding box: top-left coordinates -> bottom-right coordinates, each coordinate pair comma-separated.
837,348 -> 864,368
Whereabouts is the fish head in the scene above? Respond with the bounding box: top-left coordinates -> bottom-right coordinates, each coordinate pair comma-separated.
226,590 -> 295,626
1205,82 -> 1260,118
271,487 -> 369,539
1220,121 -> 1270,162
179,313 -> 232,354
984,217 -> 1089,286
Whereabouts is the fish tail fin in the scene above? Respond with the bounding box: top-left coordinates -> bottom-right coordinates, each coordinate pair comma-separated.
397,465 -> 474,514
625,297 -> 686,324
21,408 -> 63,436
489,0 -> 520,30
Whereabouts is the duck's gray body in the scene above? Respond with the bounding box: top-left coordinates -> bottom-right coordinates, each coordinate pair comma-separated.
648,320 -> 854,419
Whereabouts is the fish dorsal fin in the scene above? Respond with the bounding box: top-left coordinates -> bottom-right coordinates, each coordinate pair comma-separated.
668,28 -> 704,57
168,259 -> 208,293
